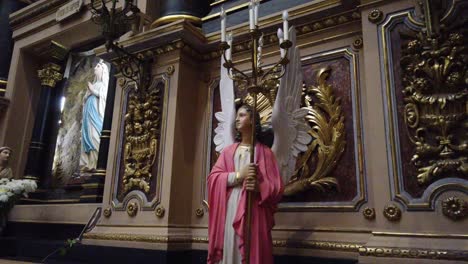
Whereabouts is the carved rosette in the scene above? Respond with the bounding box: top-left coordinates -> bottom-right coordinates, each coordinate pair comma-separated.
155,206 -> 165,218
383,204 -> 402,221
400,9 -> 468,186
284,67 -> 345,196
362,207 -> 376,220
442,196 -> 467,221
103,208 -> 112,218
368,9 -> 383,24
126,202 -> 138,217
121,81 -> 163,195
37,63 -> 63,88
195,208 -> 204,217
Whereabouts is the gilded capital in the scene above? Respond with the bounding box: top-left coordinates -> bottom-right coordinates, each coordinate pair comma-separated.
37,63 -> 63,88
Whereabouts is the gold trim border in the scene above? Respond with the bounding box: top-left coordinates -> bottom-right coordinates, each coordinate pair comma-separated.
372,231 -> 468,239
151,15 -> 202,28
82,233 -> 468,260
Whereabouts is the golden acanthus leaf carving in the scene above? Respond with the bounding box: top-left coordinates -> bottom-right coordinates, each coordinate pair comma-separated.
284,67 -> 346,196
122,84 -> 162,194
400,4 -> 467,185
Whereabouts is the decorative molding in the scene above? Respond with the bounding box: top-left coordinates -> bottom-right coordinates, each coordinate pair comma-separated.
362,207 -> 376,220
442,196 -> 467,221
10,0 -> 68,27
359,246 -> 468,261
368,9 -> 384,24
82,233 -> 468,260
211,10 -> 361,60
383,204 -> 402,221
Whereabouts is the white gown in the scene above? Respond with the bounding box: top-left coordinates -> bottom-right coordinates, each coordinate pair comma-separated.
219,144 -> 251,264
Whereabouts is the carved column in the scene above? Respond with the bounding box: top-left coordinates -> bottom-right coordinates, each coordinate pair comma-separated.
79,67 -> 117,203
24,43 -> 69,184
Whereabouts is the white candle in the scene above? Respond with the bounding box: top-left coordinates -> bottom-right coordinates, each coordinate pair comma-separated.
254,0 -> 259,26
277,28 -> 285,58
227,32 -> 233,61
220,6 -> 226,42
249,2 -> 255,30
282,10 -> 289,41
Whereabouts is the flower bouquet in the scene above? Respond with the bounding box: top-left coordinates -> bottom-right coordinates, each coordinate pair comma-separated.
0,178 -> 37,216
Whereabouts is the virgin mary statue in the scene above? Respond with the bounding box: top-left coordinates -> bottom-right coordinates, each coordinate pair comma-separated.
80,60 -> 109,172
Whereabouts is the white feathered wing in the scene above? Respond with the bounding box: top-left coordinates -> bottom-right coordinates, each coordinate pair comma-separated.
213,56 -> 236,153
272,27 -> 312,184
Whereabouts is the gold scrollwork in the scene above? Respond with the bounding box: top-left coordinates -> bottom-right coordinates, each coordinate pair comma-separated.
103,208 -> 112,218
37,63 -> 63,88
155,206 -> 165,218
368,9 -> 384,24
442,196 -> 467,221
400,2 -> 467,186
284,67 -> 346,196
383,204 -> 402,221
195,208 -> 204,217
126,202 -> 138,217
122,82 -> 162,195
363,207 -> 376,220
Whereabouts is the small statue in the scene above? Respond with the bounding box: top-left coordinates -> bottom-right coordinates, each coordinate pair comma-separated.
0,146 -> 13,179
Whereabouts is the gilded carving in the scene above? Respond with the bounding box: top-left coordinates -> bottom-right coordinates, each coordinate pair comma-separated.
122,82 -> 162,195
126,202 -> 138,217
284,67 -> 346,196
103,208 -> 112,218
368,9 -> 383,24
383,204 -> 402,221
442,196 -> 467,221
400,2 -> 467,186
362,207 -> 376,220
37,63 -> 63,88
155,206 -> 165,218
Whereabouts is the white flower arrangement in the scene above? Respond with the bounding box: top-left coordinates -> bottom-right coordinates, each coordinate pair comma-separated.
0,178 -> 37,213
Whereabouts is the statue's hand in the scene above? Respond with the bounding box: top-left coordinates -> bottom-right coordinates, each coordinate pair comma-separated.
244,164 -> 258,192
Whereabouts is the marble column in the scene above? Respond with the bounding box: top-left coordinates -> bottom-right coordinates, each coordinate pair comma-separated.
24,42 -> 69,185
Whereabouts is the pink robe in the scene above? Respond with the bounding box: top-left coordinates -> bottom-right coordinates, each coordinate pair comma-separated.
208,143 -> 284,264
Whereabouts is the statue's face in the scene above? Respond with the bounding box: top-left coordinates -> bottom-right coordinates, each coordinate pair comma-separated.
94,63 -> 103,77
235,107 -> 252,133
0,149 -> 11,163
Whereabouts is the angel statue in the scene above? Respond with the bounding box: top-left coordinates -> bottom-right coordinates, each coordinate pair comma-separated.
80,60 -> 109,172
207,26 -> 310,264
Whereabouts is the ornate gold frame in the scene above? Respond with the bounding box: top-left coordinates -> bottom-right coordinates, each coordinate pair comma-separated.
110,74 -> 170,212
379,10 -> 468,210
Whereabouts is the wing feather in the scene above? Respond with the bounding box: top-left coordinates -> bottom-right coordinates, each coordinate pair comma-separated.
272,26 -> 312,183
213,56 -> 236,152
